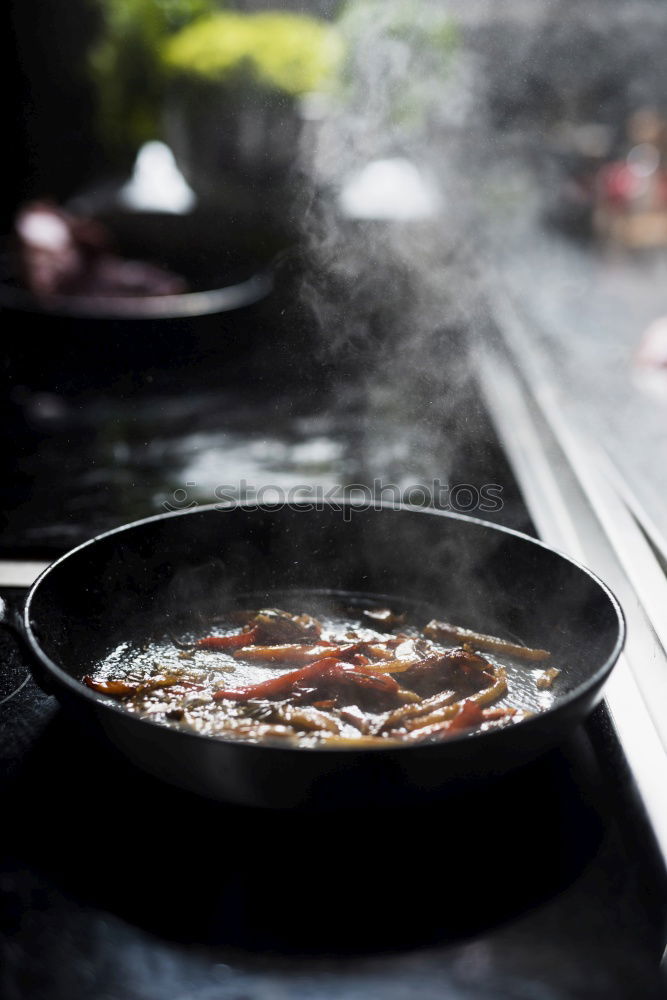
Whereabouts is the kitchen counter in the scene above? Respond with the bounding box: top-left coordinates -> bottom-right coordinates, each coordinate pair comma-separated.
483,202 -> 667,553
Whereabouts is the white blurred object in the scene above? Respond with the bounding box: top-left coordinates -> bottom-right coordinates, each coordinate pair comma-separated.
627,142 -> 660,179
339,157 -> 440,221
120,141 -> 197,213
16,210 -> 70,251
637,316 -> 667,368
634,316 -> 667,401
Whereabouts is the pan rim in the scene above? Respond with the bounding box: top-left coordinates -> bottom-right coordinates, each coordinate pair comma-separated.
23,500 -> 626,756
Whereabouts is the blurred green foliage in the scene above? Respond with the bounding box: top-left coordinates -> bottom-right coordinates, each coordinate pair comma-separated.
90,0 -> 215,156
90,1 -> 340,158
89,0 -> 454,164
164,12 -> 343,96
338,0 -> 458,129
344,0 -> 457,48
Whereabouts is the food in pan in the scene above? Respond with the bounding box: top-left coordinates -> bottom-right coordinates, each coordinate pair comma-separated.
14,202 -> 187,299
83,602 -> 559,747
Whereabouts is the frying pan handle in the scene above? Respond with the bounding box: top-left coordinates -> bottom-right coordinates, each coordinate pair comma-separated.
0,596 -> 54,695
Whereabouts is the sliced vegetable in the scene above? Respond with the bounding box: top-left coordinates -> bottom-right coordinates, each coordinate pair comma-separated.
233,642 -> 336,664
423,620 -> 551,661
536,667 -> 561,689
196,626 -> 259,650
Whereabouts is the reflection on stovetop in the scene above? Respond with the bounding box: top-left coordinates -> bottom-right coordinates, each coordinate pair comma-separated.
1,337 -> 529,558
0,614 -> 665,1000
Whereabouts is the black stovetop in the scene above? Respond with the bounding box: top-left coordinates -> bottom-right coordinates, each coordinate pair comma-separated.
2,617 -> 665,1000
1,298 -> 666,999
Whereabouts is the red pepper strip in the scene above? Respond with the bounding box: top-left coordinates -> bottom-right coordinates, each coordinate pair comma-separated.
213,657 -> 339,701
339,663 -> 401,694
196,626 -> 259,650
232,642 -> 336,664
481,706 -> 517,721
83,675 -> 195,698
84,676 -> 137,697
448,700 -> 484,731
309,641 -> 396,663
213,658 -> 402,703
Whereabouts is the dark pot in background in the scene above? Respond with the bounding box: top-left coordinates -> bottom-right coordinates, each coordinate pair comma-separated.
164,79 -> 303,212
0,206 -> 313,394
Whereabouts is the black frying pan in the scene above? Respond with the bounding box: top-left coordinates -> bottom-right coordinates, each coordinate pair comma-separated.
5,501 -> 624,808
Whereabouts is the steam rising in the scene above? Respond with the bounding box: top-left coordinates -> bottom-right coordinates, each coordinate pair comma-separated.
294,0 -> 486,485
295,0 -> 667,434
